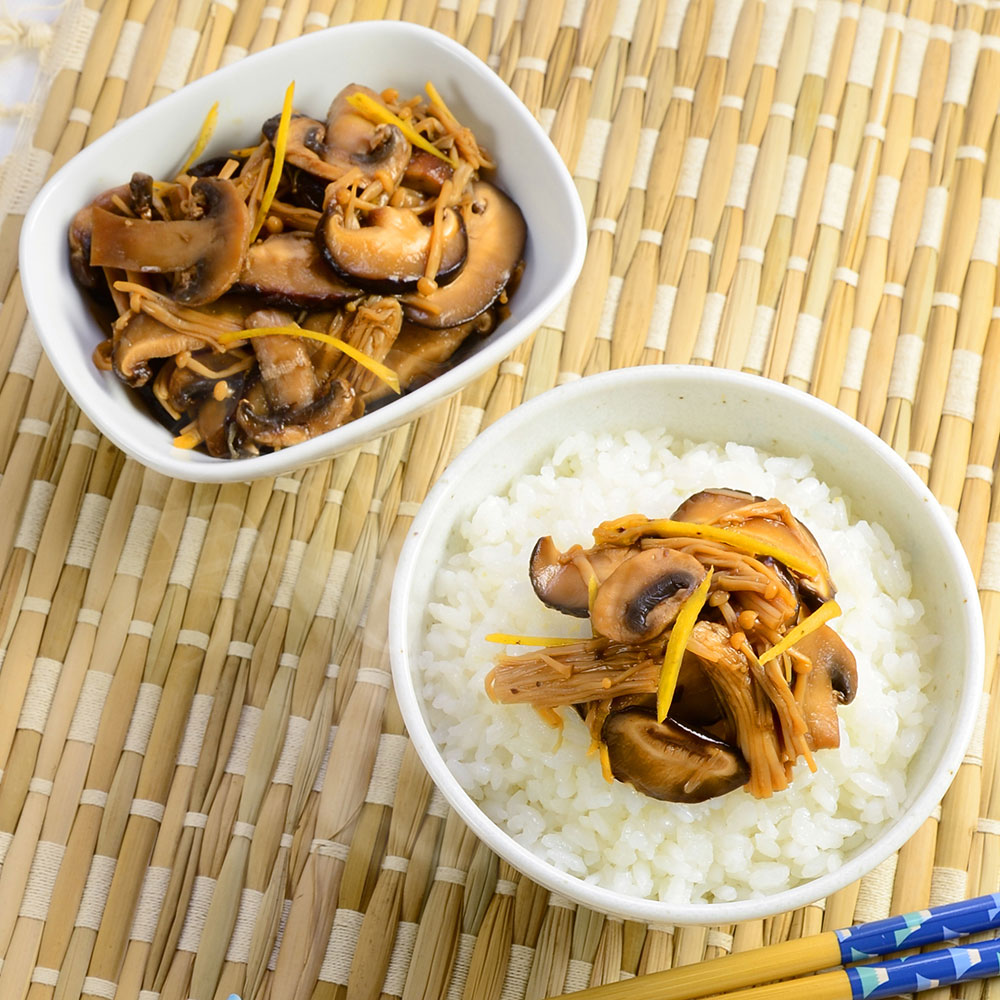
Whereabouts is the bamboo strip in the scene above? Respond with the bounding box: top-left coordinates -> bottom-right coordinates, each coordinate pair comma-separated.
835,0 -> 935,418
955,300 -> 1000,575
663,0 -> 764,365
806,0 -> 904,402
908,13 -> 1000,484
927,109 -> 1000,518
712,0 -> 813,370
75,481 -> 247,1000
116,0 -> 179,122
0,0 -> 110,290
524,895 -> 575,1000
879,0 -> 985,455
19,469 -> 180,1000
606,0 -> 695,371
345,742 -> 434,1000
761,2 -> 860,379
856,0 -> 955,431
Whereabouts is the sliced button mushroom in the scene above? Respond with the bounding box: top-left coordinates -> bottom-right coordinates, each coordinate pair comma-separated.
319,204 -> 467,294
601,708 -> 749,803
402,181 -> 526,328
238,232 -> 360,308
591,547 -> 705,643
793,625 -> 858,750
529,536 -> 635,619
68,184 -> 131,290
113,312 -> 205,387
88,177 -> 250,306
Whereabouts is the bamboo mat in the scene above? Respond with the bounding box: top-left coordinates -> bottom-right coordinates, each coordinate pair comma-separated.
0,0 -> 997,998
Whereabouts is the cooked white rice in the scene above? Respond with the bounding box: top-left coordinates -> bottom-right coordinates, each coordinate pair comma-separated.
418,430 -> 936,903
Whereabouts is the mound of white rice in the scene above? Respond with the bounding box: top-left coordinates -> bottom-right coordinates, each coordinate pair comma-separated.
418,430 -> 936,903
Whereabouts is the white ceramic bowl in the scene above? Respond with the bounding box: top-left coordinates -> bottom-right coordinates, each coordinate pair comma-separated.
389,366 -> 985,924
20,23 -> 585,483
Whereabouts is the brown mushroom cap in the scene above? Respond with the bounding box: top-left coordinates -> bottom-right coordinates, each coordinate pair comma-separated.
238,231 -> 360,308
401,181 -> 526,328
319,204 -> 467,294
113,312 -> 205,387
590,547 -> 706,643
670,488 -> 835,607
601,708 -> 750,803
236,376 -> 357,448
529,536 -> 635,619
88,177 -> 250,306
263,85 -> 411,190
793,624 -> 858,750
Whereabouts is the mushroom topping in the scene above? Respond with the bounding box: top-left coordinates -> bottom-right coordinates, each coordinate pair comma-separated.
591,547 -> 706,643
236,377 -> 357,449
364,314 -> 492,404
671,488 -> 835,606
402,149 -> 454,193
601,709 -> 749,803
402,181 -> 526,328
529,536 -> 635,618
238,232 -> 359,307
793,625 -> 858,750
113,312 -> 205,387
263,85 -> 411,190
319,204 -> 467,293
88,176 -> 250,306
68,184 -> 131,290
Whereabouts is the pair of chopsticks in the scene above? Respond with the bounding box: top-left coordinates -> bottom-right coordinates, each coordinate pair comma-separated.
553,893 -> 1000,1000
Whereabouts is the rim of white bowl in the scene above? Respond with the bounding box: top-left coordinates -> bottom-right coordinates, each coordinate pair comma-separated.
19,21 -> 586,483
389,365 -> 985,924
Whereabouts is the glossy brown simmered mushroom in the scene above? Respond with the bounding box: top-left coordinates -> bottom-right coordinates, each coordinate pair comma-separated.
793,624 -> 858,750
528,536 -> 634,618
402,181 -> 526,328
602,708 -> 749,803
236,378 -> 357,448
670,488 -> 835,607
68,184 -> 131,290
402,149 -> 454,193
89,177 -> 250,307
238,232 -> 359,307
591,547 -> 705,643
113,312 -> 205,387
319,204 -> 467,293
364,313 -> 493,404
264,85 -> 411,190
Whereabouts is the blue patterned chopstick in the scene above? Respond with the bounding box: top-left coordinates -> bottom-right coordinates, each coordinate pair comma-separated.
555,893 -> 1000,1000
843,937 -> 1000,999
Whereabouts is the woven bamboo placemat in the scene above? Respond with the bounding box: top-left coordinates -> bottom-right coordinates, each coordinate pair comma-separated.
0,0 -> 996,997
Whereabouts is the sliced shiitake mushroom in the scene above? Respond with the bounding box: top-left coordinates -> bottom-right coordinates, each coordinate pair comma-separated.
590,547 -> 705,643
263,85 -> 411,190
319,204 -> 467,293
402,181 -> 526,328
363,314 -> 491,405
529,536 -> 635,619
89,176 -> 250,306
794,624 -> 858,750
601,708 -> 749,803
236,377 -> 357,448
238,232 -> 359,308
671,488 -> 835,607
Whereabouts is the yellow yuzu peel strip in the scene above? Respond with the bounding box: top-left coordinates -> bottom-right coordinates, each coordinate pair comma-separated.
251,81 -> 295,242
485,633 -> 585,647
177,101 -> 219,177
345,90 -> 455,165
657,568 -> 713,722
219,324 -> 400,393
757,600 -> 843,666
